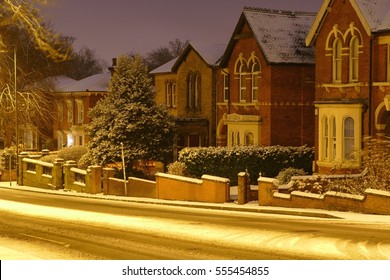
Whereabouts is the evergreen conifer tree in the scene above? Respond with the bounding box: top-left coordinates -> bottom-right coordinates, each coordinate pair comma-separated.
86,54 -> 176,173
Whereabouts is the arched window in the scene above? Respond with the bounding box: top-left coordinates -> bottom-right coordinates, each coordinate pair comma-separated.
251,63 -> 260,101
166,83 -> 172,107
333,39 -> 342,83
239,64 -> 247,102
343,117 -> 354,159
245,132 -> 254,146
236,132 -> 240,146
194,74 -> 200,109
350,36 -> 359,82
172,83 -> 176,107
187,73 -> 201,109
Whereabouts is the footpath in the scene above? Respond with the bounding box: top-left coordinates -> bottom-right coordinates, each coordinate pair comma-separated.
1,181 -> 390,224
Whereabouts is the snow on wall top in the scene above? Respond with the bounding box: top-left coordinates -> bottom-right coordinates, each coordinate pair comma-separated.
243,7 -> 316,64
356,0 -> 390,31
59,72 -> 111,92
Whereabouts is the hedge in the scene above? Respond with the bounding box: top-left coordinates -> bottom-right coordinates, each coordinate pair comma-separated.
177,145 -> 314,185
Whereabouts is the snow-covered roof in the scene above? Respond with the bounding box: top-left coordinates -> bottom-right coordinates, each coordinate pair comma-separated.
150,42 -> 226,74
306,0 -> 390,46
60,72 -> 111,92
187,42 -> 227,66
52,76 -> 77,91
149,57 -> 178,74
356,0 -> 390,31
241,7 -> 316,64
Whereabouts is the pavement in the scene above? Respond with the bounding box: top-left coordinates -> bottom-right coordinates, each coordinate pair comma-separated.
1,181 -> 390,223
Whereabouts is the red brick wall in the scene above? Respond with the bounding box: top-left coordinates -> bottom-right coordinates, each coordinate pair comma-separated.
218,20 -> 315,147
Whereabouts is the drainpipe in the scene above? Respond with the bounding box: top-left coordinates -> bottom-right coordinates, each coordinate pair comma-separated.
369,36 -> 373,137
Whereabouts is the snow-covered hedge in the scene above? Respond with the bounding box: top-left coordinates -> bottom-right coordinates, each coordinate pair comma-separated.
177,145 -> 314,185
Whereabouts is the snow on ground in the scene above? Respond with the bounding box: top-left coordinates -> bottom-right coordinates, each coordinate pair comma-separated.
1,198 -> 390,260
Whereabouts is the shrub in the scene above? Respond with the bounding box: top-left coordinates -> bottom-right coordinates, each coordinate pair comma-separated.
57,146 -> 88,164
0,146 -> 17,170
276,167 -> 307,185
177,145 -> 314,185
167,161 -> 186,176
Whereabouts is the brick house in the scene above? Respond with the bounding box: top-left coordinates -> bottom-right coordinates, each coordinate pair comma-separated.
53,72 -> 110,150
151,42 -> 226,157
306,0 -> 390,174
217,7 -> 316,148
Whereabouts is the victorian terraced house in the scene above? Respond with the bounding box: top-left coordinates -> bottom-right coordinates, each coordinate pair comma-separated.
217,7 -> 316,148
306,0 -> 390,174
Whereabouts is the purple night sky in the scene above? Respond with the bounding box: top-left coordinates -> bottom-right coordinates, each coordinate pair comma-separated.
40,0 -> 323,63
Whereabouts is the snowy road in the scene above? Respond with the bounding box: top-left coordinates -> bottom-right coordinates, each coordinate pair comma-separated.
1,188 -> 390,260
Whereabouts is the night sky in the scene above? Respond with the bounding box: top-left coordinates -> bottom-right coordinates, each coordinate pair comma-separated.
40,0 -> 323,63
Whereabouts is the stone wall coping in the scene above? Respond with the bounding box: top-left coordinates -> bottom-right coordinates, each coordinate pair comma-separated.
128,176 -> 155,184
325,191 -> 365,201
291,191 -> 323,199
155,172 -> 202,185
258,177 -> 279,186
109,177 -> 128,183
273,192 -> 291,199
70,167 -> 87,175
365,188 -> 390,198
201,174 -> 230,183
23,158 -> 53,168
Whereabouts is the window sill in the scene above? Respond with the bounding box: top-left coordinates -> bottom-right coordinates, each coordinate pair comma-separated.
321,82 -> 363,93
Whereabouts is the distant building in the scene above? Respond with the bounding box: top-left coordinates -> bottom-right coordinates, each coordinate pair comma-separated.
306,0 -> 390,174
52,72 -> 111,150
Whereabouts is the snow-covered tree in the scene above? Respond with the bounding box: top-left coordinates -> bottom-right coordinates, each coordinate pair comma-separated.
86,54 -> 176,173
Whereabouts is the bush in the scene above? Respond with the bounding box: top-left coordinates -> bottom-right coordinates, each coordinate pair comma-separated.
167,161 -> 186,176
276,167 -> 307,185
57,146 -> 87,163
0,146 -> 17,170
177,145 -> 314,185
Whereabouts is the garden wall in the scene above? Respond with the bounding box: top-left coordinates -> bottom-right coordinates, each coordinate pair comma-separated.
155,172 -> 230,203
258,177 -> 390,215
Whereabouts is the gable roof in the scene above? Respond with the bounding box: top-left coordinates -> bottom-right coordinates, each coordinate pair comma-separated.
59,72 -> 111,92
306,0 -> 390,46
149,57 -> 178,75
172,42 -> 226,71
150,42 -> 226,75
222,7 -> 317,66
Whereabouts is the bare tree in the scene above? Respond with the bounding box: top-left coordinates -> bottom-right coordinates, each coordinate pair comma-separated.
0,0 -> 73,148
144,38 -> 188,71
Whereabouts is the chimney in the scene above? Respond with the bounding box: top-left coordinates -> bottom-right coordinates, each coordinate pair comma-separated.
108,57 -> 117,76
